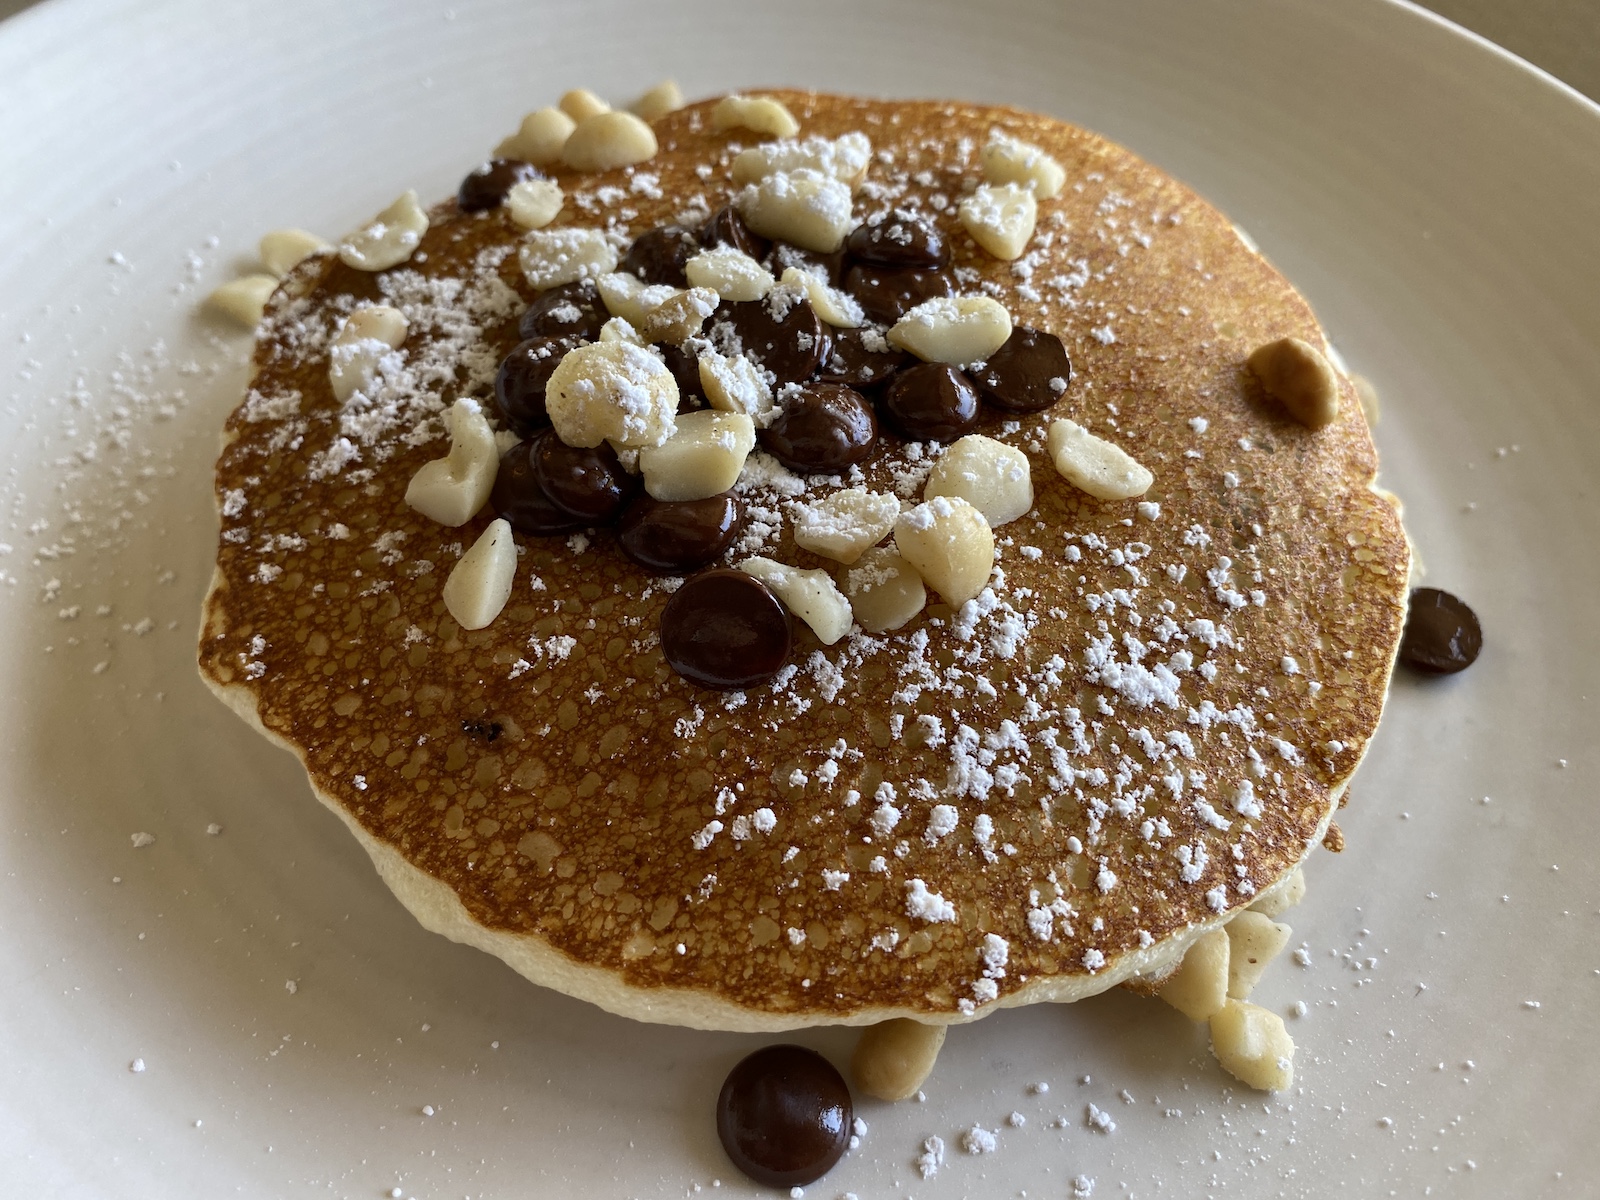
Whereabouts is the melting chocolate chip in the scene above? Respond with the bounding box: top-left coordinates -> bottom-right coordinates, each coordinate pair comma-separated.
533,434 -> 636,524
760,383 -> 878,473
490,437 -> 584,535
494,335 -> 583,435
621,225 -> 700,287
659,341 -> 706,408
882,362 -> 981,442
618,493 -> 745,573
701,205 -> 771,261
457,158 -> 543,213
661,569 -> 792,690
1399,587 -> 1482,674
718,294 -> 828,387
817,326 -> 916,392
715,1044 -> 853,1188
846,212 -> 949,270
767,241 -> 849,287
843,263 -> 955,325
518,280 -> 609,342
970,326 -> 1073,413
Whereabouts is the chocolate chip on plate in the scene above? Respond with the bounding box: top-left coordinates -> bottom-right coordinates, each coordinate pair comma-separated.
621,225 -> 701,287
533,434 -> 636,524
661,569 -> 792,690
715,1044 -> 853,1188
970,326 -> 1073,413
760,383 -> 878,473
882,362 -> 981,442
701,204 -> 771,261
617,492 -> 745,573
1399,587 -> 1482,674
490,436 -> 584,536
518,279 -> 609,342
659,341 -> 706,408
816,326 -> 915,391
843,263 -> 955,325
457,158 -> 544,213
494,335 -> 583,434
846,211 -> 949,270
718,294 -> 828,387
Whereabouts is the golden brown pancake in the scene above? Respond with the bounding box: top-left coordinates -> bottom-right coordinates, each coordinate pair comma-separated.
198,92 -> 1408,1031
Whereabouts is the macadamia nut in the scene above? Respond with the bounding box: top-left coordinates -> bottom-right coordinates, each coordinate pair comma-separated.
958,182 -> 1037,261
1247,336 -> 1340,428
684,246 -> 776,302
738,557 -> 853,645
1209,1000 -> 1295,1091
711,94 -> 800,139
640,287 -> 719,345
780,265 -> 864,328
441,519 -> 517,631
562,111 -> 658,172
630,79 -> 684,122
698,349 -> 776,427
1047,418 -> 1153,500
980,133 -> 1066,198
544,341 -> 678,450
851,1019 -> 947,1102
638,410 -> 756,502
1225,912 -> 1292,1000
793,488 -> 900,564
732,132 -> 872,189
520,227 -> 619,290
893,495 -> 994,609
338,190 -> 429,272
496,107 -> 576,166
735,168 -> 856,254
888,295 -> 1013,366
207,275 -> 278,328
1158,927 -> 1230,1021
558,87 -> 610,122
404,399 -> 498,527
327,305 -> 408,403
924,434 -> 1033,527
507,179 -> 564,230
258,228 -> 329,278
840,548 -> 927,633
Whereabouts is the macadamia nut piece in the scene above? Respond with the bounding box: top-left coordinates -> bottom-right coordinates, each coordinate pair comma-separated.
1249,866 -> 1306,918
958,182 -> 1037,261
1225,912 -> 1292,1001
731,132 -> 873,190
638,410 -> 756,502
206,275 -> 278,328
780,265 -> 864,328
630,79 -> 684,122
558,87 -> 610,122
699,349 -> 776,427
496,107 -> 576,166
507,179 -> 564,230
980,133 -> 1066,198
599,317 -> 644,346
1047,418 -> 1153,500
519,227 -> 619,290
738,557 -> 853,645
852,1019 -> 947,1102
711,94 -> 801,139
404,399 -> 498,527
1248,336 -> 1340,428
735,168 -> 856,254
793,488 -> 900,564
562,111 -> 658,172
640,287 -> 719,345
1158,927 -> 1230,1021
840,548 -> 926,633
893,495 -> 994,609
441,519 -> 517,631
259,228 -> 329,278
544,341 -> 678,450
924,434 -> 1033,527
327,305 -> 408,403
888,295 -> 1013,366
684,246 -> 776,302
1209,1000 -> 1295,1091
338,190 -> 429,272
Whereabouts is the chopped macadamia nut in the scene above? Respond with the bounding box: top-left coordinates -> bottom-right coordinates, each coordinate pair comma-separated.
731,132 -> 873,189
1225,912 -> 1292,1000
841,547 -> 926,633
1209,1000 -> 1295,1091
496,106 -> 576,166
404,399 -> 498,526
630,79 -> 684,122
1248,336 -> 1340,428
958,182 -> 1037,261
684,246 -> 776,302
207,275 -> 278,328
338,190 -> 429,271
793,488 -> 900,563
1047,418 -> 1153,500
735,168 -> 856,253
924,434 -> 1033,527
597,271 -> 680,328
442,519 -> 517,631
519,227 -> 619,290
893,495 -> 994,609
558,87 -> 610,122
599,317 -> 645,345
562,111 -> 659,172
980,133 -> 1066,198
1159,927 -> 1230,1021
888,295 -> 1013,366
327,305 -> 408,403
711,93 -> 801,139
638,410 -> 755,502
545,341 -> 678,450
739,557 -> 853,645
699,349 -> 776,427
258,228 -> 329,278
781,265 -> 864,328
507,178 -> 564,229
1249,866 -> 1306,918
852,1019 -> 947,1102
640,287 -> 719,344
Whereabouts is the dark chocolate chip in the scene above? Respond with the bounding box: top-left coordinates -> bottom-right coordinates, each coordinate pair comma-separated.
846,211 -> 949,270
881,362 -> 981,442
817,326 -> 915,391
716,294 -> 828,387
617,492 -> 744,573
518,280 -> 609,341
701,205 -> 771,261
621,225 -> 700,287
494,336 -> 583,435
767,242 -> 848,287
662,569 -> 792,690
533,434 -> 636,524
1399,587 -> 1482,674
715,1045 -> 853,1188
759,383 -> 878,473
660,341 -> 706,408
843,263 -> 955,325
490,437 -> 584,535
457,158 -> 543,213
970,326 -> 1073,414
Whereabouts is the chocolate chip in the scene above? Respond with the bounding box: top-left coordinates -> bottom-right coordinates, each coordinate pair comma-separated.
882,363 -> 981,442
457,158 -> 544,213
701,204 -> 771,261
618,492 -> 745,573
518,280 -> 609,342
767,241 -> 848,287
759,383 -> 878,473
494,335 -> 583,435
533,434 -> 637,524
659,341 -> 705,409
490,437 -> 584,535
717,294 -> 828,387
970,326 -> 1073,413
715,1044 -> 853,1188
843,263 -> 955,325
846,212 -> 949,269
662,569 -> 792,690
621,225 -> 700,287
817,326 -> 915,392
1400,587 -> 1482,674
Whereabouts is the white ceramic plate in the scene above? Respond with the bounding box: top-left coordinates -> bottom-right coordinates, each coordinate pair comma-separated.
3,0 -> 1597,1195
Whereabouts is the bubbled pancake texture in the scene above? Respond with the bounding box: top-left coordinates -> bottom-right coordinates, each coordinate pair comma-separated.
199,93 -> 1407,1026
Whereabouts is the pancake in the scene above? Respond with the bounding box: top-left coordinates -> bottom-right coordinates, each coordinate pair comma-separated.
198,91 -> 1408,1032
